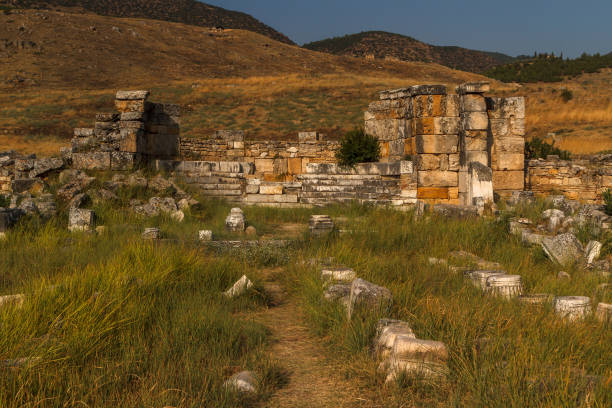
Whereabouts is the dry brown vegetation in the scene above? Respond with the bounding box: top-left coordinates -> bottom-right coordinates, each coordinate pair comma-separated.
1,9 -> 612,156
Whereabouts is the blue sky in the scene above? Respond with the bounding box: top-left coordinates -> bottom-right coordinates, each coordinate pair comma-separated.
204,0 -> 611,58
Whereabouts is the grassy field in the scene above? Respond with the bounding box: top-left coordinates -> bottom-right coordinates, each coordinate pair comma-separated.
1,176 -> 611,406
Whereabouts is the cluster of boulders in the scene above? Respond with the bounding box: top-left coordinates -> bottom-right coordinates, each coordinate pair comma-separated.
320,265 -> 450,383
1,151 -> 64,230
429,250 -> 612,323
508,193 -> 609,272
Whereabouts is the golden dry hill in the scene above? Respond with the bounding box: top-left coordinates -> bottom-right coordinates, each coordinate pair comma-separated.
0,8 -> 492,154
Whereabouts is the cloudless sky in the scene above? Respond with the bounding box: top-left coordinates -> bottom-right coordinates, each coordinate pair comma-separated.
204,0 -> 611,58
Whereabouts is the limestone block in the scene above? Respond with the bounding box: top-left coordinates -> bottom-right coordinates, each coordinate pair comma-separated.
461,112 -> 489,130
111,152 -> 137,171
553,296 -> 592,320
115,90 -> 149,100
585,240 -> 602,265
596,303 -> 612,323
442,94 -> 460,117
72,152 -> 111,170
379,141 -> 390,158
274,194 -> 299,203
416,154 -> 440,171
74,128 -> 95,137
288,157 -> 302,174
418,171 -> 458,187
463,151 -> 489,168
493,137 -> 525,154
254,158 -> 274,173
468,162 -> 493,205
68,208 -> 94,232
225,208 -> 246,232
365,118 -> 406,141
373,319 -> 416,359
273,158 -> 288,175
492,153 -> 524,171
246,184 -> 259,194
448,154 -> 460,171
434,117 -> 460,135
542,233 -> 584,265
486,97 -> 525,119
224,371 -> 257,394
417,187 -> 452,199
347,278 -> 393,318
259,184 -> 284,195
119,128 -> 144,153
199,230 -> 213,241
409,84 -> 447,96
224,275 -> 254,298
464,137 -> 488,151
298,132 -> 322,142
321,268 -> 357,283
389,139 -> 405,158
115,99 -> 146,113
456,82 -> 490,94
324,284 -> 351,305
460,94 -> 487,112
414,117 -> 434,135
492,171 -> 524,191
0,294 -> 24,308
415,135 -> 458,154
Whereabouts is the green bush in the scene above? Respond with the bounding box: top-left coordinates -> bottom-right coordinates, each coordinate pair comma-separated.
335,128 -> 380,167
603,189 -> 612,216
525,137 -> 571,160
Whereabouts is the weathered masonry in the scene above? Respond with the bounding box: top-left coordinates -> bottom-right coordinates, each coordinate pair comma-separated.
364,83 -> 525,205
57,83 -> 530,207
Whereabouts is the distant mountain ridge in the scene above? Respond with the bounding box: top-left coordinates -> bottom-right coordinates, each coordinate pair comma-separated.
304,31 -> 515,73
4,0 -> 294,44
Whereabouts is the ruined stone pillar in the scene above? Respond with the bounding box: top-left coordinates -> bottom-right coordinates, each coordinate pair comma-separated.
412,85 -> 460,204
457,82 -> 490,205
364,88 -> 411,162
116,90 -> 149,154
487,96 -> 526,197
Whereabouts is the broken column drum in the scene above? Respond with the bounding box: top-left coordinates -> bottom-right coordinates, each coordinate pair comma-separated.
595,303 -> 612,323
468,270 -> 506,290
485,274 -> 523,299
553,296 -> 592,320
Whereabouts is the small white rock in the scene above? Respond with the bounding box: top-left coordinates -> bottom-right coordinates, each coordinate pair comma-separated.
224,275 -> 253,298
199,230 -> 213,241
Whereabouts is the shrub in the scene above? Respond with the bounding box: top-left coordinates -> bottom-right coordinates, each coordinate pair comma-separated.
603,189 -> 612,216
560,89 -> 573,102
335,128 -> 380,167
525,137 -> 571,160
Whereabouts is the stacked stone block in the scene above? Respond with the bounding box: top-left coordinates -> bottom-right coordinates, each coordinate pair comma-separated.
412,85 -> 461,204
457,82 -> 490,205
487,96 -> 526,197
365,89 -> 411,161
68,91 -> 180,171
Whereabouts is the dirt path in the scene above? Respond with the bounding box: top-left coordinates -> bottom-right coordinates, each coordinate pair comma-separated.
252,273 -> 379,408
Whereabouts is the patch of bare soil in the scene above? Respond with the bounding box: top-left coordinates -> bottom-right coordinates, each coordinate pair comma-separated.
251,270 -> 381,408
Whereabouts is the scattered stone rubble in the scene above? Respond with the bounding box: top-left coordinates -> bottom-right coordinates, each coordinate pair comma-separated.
309,215 -> 334,235
225,208 -> 246,232
142,227 -> 160,240
224,371 -> 257,394
224,275 -> 253,298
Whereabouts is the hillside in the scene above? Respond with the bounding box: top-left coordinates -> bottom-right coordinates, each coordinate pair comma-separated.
2,0 -> 294,44
0,9 -> 488,89
304,31 -> 515,73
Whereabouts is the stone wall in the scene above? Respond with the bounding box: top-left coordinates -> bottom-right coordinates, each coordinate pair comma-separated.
155,159 -> 415,207
179,131 -> 339,181
364,82 -> 526,205
526,155 -> 612,203
69,91 -> 180,171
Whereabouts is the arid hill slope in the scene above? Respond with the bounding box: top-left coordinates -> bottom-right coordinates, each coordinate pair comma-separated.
0,9 -> 489,89
304,31 -> 515,73
3,0 -> 294,44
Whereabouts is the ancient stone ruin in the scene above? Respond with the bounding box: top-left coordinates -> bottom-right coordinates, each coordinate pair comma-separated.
3,81 -> 612,216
